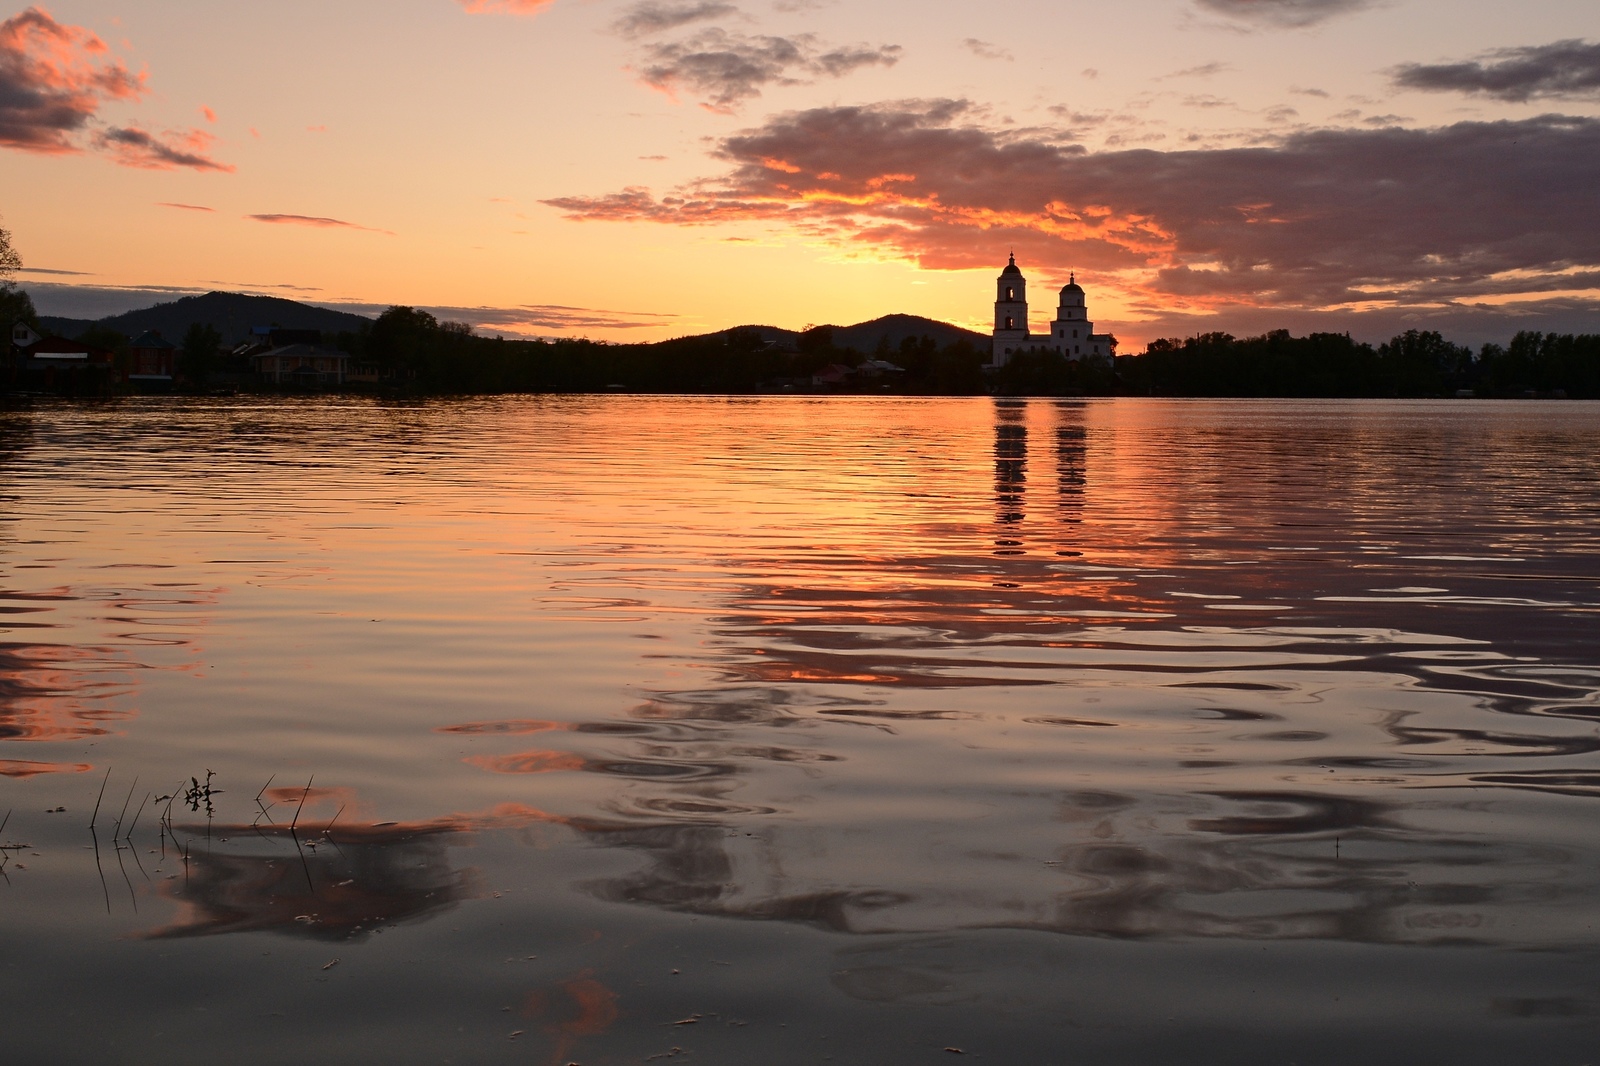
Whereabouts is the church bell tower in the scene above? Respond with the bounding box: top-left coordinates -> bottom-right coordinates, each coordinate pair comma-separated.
992,253 -> 1030,366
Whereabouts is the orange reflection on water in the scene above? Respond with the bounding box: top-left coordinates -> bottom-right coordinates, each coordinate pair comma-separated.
0,642 -> 137,743
467,748 -> 587,774
521,969 -> 621,1066
0,758 -> 92,777
437,719 -> 575,736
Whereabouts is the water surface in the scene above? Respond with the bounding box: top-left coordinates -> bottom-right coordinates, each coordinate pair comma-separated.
3,397 -> 1599,1064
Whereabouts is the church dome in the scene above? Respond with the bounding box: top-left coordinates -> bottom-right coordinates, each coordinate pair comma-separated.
1000,253 -> 1022,277
1061,272 -> 1083,294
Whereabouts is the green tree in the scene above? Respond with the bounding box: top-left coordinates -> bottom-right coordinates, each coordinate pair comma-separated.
1377,330 -> 1471,396
76,325 -> 129,351
368,306 -> 441,378
0,219 -> 40,329
0,220 -> 19,283
180,322 -> 223,386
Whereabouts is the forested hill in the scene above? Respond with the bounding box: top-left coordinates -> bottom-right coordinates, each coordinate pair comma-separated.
41,292 -> 373,345
40,292 -> 983,355
668,314 -> 986,353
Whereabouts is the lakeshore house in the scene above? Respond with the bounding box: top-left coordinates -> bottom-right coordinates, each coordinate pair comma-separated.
228,327 -> 356,387
127,330 -> 178,384
251,342 -> 351,386
13,332 -> 115,392
990,255 -> 1115,367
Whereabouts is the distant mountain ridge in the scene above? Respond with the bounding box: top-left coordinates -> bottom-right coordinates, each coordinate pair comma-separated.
690,314 -> 987,354
37,292 -> 985,353
40,291 -> 375,346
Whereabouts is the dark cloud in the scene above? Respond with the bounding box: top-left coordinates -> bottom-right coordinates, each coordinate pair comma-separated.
614,1 -> 738,38
0,7 -> 143,153
543,101 -> 1600,318
636,29 -> 901,112
1193,0 -> 1375,29
1392,39 -> 1600,103
158,202 -> 216,212
25,282 -> 213,320
327,301 -> 678,336
1123,297 -> 1600,352
96,126 -> 233,171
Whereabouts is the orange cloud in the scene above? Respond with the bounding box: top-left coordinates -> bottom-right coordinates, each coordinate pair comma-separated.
544,101 -> 1600,317
0,6 -> 144,153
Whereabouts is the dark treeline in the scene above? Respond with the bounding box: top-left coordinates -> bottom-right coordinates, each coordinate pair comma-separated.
1117,329 -> 1600,398
348,309 -> 1599,398
345,308 -> 991,394
19,301 -> 1600,398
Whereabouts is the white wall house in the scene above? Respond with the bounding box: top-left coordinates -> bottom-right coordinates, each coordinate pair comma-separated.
990,255 -> 1115,367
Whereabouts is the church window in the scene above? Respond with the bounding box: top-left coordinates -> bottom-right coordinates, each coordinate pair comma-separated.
1005,287 -> 1015,300
1005,317 -> 1015,330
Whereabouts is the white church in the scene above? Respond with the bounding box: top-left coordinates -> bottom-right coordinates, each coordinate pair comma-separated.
990,254 -> 1115,367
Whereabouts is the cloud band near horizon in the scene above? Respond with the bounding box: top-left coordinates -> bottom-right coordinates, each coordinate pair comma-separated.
542,102 -> 1600,318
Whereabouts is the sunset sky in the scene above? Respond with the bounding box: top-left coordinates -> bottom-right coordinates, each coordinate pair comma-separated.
3,0 -> 1598,347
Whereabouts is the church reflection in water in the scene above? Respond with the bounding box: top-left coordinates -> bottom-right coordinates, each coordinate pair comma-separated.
94,399 -> 1600,960
992,399 -> 1090,566
992,400 -> 1027,562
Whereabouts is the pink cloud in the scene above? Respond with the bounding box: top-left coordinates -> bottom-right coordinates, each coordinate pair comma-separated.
248,213 -> 394,235
457,0 -> 558,15
1,8 -> 233,172
0,5 -> 145,153
97,125 -> 233,171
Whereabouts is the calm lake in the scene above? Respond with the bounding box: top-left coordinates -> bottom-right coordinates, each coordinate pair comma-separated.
3,396 -> 1599,1064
